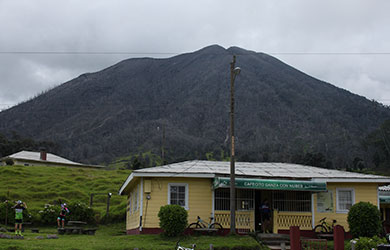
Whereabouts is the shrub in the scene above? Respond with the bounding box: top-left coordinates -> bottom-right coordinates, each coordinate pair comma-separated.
38,204 -> 60,225
347,201 -> 381,237
158,204 -> 188,237
67,201 -> 96,224
37,201 -> 95,225
348,236 -> 387,250
5,158 -> 14,165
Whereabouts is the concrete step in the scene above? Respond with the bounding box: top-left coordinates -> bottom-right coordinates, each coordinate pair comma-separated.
257,233 -> 290,240
262,239 -> 290,245
257,233 -> 291,250
268,245 -> 290,250
258,233 -> 290,242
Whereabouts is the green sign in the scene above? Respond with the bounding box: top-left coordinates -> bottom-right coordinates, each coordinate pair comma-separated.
380,196 -> 390,204
213,177 -> 327,192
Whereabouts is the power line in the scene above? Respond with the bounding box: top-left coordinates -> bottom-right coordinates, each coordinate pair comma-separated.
1,51 -> 390,55
0,51 -> 179,55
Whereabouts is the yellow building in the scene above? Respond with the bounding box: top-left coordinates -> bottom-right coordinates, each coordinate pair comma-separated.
119,161 -> 390,235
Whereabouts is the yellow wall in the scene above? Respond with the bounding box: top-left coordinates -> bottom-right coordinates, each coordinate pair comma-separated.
124,178 -> 381,232
126,177 -> 213,230
313,182 -> 379,231
126,179 -> 141,230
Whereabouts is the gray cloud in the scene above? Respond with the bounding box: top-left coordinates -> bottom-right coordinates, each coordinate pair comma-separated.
1,0 -> 390,110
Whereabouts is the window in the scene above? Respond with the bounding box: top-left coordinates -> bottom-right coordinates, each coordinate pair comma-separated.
236,189 -> 254,210
168,183 -> 188,209
214,188 -> 254,211
272,191 -> 311,212
336,188 -> 354,213
215,188 -> 230,210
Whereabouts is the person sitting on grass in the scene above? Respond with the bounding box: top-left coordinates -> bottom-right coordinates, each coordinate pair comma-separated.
13,200 -> 27,236
57,203 -> 70,228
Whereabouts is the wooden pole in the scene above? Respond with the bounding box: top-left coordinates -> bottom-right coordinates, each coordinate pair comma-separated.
230,55 -> 236,234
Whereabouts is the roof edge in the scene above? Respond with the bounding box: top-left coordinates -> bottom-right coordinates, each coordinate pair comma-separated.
312,178 -> 390,183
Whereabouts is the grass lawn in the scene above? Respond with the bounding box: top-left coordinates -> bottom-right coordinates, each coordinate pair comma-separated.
0,223 -> 262,250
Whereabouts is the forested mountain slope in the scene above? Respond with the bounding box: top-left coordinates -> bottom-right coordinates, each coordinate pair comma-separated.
0,45 -> 389,168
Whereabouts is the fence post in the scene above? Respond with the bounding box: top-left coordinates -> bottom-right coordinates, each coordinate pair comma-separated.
333,225 -> 345,250
290,226 -> 301,250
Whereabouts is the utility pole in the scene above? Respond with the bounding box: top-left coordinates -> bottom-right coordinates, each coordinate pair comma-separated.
162,123 -> 165,164
230,55 -> 237,234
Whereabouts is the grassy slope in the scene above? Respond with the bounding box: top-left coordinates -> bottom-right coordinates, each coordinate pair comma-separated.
0,166 -> 263,250
0,165 -> 130,218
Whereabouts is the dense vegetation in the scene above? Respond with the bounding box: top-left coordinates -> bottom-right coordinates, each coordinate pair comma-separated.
0,165 -> 130,224
0,45 -> 389,171
0,132 -> 57,158
362,120 -> 390,174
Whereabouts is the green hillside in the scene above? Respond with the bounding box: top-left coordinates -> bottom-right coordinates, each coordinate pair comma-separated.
0,165 -> 130,221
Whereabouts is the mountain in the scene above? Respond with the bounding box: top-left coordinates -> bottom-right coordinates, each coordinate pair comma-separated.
0,45 -> 389,167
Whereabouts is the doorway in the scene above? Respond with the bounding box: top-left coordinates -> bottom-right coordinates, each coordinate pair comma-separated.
254,190 -> 273,232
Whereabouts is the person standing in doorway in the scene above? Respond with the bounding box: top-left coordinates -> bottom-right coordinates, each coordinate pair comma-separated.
260,199 -> 271,233
13,200 -> 27,236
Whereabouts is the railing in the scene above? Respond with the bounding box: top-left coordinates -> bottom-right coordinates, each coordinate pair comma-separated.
214,210 -> 254,233
273,210 -> 312,232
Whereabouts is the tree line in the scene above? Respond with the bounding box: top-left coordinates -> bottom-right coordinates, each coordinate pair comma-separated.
0,132 -> 58,158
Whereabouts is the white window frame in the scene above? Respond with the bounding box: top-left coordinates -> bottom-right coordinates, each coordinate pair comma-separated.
167,183 -> 189,210
336,188 -> 355,213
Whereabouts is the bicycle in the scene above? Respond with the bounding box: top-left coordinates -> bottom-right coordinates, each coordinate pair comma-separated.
187,216 -> 223,230
175,240 -> 196,250
314,217 -> 337,234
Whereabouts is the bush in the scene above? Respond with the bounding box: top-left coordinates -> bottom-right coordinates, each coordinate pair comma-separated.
5,158 -> 14,165
347,201 -> 381,237
67,202 -> 96,224
37,201 -> 96,225
38,204 -> 60,225
347,236 -> 387,250
158,204 -> 188,237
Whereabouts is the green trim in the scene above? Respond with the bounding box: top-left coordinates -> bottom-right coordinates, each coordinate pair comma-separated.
213,177 -> 327,191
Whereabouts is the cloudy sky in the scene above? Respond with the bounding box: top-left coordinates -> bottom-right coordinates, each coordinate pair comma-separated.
1,0 -> 390,111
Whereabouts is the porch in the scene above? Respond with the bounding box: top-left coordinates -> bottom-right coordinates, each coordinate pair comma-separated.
212,177 -> 322,233
213,210 -> 313,234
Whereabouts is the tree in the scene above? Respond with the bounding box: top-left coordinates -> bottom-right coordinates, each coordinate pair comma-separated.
363,119 -> 390,169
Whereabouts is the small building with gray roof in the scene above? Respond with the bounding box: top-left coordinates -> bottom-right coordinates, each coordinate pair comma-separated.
0,150 -> 103,169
